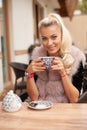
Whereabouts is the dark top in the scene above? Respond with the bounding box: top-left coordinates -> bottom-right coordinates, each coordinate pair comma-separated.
72,61 -> 84,93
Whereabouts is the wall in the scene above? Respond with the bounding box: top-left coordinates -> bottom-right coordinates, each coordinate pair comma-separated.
8,0 -> 34,84
6,0 -> 34,86
9,0 -> 34,64
0,0 -> 34,91
63,15 -> 87,52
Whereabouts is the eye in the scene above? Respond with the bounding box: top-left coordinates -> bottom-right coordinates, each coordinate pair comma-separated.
41,37 -> 47,41
51,35 -> 57,40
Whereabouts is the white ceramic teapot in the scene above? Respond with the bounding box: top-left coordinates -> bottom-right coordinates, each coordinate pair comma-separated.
2,90 -> 22,112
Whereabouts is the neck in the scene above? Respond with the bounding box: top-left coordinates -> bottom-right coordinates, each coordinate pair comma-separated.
47,51 -> 59,57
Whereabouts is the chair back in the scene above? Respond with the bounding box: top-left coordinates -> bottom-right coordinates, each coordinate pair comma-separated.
9,62 -> 28,93
83,65 -> 87,93
9,62 -> 28,79
77,91 -> 87,103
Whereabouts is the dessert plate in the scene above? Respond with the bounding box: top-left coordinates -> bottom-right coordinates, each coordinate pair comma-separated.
28,100 -> 53,110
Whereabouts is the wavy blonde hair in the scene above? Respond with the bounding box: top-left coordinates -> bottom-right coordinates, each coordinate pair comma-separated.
38,13 -> 74,69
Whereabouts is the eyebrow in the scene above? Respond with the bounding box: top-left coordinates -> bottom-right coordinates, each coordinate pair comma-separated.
41,34 -> 57,37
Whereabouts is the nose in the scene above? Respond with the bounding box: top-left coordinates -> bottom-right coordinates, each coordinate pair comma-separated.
47,39 -> 53,45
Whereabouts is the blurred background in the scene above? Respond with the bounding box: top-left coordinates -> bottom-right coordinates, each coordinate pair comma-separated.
0,0 -> 87,97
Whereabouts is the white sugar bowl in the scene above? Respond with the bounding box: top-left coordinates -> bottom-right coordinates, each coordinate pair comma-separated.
2,90 -> 22,112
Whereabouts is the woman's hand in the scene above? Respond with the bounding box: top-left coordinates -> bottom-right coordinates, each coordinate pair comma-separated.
26,58 -> 45,73
51,57 -> 66,76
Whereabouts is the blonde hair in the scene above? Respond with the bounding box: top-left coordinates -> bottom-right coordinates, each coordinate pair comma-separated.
38,13 -> 74,69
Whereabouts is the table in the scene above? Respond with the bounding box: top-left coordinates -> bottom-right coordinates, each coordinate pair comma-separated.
0,102 -> 87,130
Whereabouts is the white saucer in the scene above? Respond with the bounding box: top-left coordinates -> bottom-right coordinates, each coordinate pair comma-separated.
28,100 -> 53,110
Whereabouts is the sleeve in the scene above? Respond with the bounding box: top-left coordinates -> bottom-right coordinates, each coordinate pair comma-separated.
72,61 -> 84,93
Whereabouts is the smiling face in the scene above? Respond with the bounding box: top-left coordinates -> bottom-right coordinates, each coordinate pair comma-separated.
40,24 -> 62,56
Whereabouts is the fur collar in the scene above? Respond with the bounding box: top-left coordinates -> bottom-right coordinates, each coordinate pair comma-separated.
70,46 -> 86,77
31,45 -> 86,77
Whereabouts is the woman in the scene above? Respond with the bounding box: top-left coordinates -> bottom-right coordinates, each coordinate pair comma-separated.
26,13 -> 85,103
